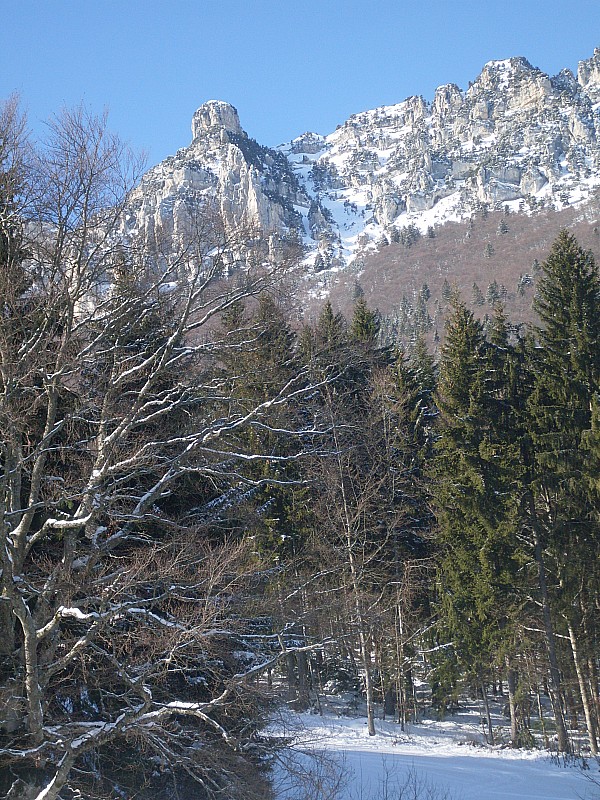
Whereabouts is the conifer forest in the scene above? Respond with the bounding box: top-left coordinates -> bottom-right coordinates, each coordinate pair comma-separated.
1,100 -> 600,800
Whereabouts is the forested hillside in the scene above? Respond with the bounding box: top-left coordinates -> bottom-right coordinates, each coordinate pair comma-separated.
1,98 -> 600,800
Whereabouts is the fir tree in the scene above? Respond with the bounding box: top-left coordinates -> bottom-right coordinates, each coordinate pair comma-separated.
472,282 -> 485,306
431,299 -> 525,740
441,278 -> 452,302
351,297 -> 380,345
315,299 -> 347,351
526,230 -> 600,753
219,294 -> 310,560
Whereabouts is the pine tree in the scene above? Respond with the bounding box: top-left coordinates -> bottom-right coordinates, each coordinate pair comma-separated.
351,297 -> 380,345
526,230 -> 600,753
431,299 -> 525,740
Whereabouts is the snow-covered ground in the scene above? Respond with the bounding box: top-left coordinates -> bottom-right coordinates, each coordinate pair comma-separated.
273,708 -> 599,800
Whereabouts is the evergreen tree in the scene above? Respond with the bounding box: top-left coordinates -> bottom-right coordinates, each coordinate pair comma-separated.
351,296 -> 380,345
529,231 -> 600,481
485,280 -> 500,305
315,299 -> 347,351
217,294 -> 312,560
408,334 -> 437,416
441,278 -> 452,302
526,230 -> 600,753
472,282 -> 485,306
431,299 -> 525,741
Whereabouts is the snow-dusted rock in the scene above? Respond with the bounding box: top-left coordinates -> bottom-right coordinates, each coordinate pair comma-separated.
191,100 -> 243,141
128,47 -> 600,271
125,101 -> 307,259
578,47 -> 600,101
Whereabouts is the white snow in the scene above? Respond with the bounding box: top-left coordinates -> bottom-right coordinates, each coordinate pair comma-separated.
58,606 -> 99,621
274,712 -> 598,800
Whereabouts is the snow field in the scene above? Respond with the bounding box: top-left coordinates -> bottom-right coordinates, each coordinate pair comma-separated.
274,711 -> 599,800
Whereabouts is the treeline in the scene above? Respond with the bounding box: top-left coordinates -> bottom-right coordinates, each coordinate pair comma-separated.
1,97 -> 599,800
222,230 -> 600,758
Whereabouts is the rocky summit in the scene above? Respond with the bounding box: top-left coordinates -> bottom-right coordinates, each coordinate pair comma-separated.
125,48 -> 600,271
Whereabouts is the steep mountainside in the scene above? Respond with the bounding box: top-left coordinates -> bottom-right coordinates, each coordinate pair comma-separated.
124,100 -> 307,262
126,48 -> 600,274
325,202 -> 600,348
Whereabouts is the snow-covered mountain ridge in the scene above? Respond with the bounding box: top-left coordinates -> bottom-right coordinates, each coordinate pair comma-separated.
127,48 -> 600,271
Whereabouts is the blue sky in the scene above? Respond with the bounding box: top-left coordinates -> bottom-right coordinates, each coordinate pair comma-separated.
2,1 -> 600,168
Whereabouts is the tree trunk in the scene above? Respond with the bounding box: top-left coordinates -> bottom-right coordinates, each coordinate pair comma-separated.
357,622 -> 376,736
296,651 -> 310,711
480,679 -> 494,745
0,601 -> 15,657
506,663 -> 519,747
334,431 -> 377,736
588,654 -> 600,735
395,601 -> 406,729
13,600 -> 44,744
536,683 -> 549,749
285,652 -> 297,703
383,686 -> 396,719
567,620 -> 598,755
527,492 -> 570,752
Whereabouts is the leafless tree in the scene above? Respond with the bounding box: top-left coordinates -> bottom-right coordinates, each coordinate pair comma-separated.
300,359 -> 430,737
0,99 -> 314,800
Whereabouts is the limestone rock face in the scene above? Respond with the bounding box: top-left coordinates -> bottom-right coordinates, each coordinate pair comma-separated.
129,48 -> 600,271
125,101 -> 307,261
578,48 -> 600,101
191,100 -> 243,141
276,47 -> 600,267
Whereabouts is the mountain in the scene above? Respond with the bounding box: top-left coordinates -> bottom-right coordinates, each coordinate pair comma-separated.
125,48 -> 600,275
124,100 -> 307,263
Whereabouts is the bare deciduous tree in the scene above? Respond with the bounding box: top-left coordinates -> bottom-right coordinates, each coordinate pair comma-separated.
0,99 -> 309,800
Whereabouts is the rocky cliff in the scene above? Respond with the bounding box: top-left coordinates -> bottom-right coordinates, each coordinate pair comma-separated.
126,49 -> 600,271
124,100 -> 307,264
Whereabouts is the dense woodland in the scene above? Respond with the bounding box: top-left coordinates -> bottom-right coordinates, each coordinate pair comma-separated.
325,201 -> 600,347
1,99 -> 600,800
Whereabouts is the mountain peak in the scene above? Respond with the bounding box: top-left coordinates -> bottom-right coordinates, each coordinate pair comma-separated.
472,57 -> 540,93
483,56 -> 536,73
578,47 -> 600,98
191,101 -> 243,142
129,47 -> 600,276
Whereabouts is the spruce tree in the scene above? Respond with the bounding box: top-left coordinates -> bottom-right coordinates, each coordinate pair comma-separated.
351,296 -> 380,344
431,299 -> 525,740
527,230 -> 600,753
218,295 -> 310,560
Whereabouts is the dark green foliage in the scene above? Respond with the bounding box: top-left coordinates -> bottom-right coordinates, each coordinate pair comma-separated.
350,297 -> 380,344
527,230 -> 600,607
315,299 -> 347,351
431,298 -> 525,682
217,294 -> 313,559
523,230 -> 600,753
472,281 -> 485,306
529,230 -> 600,487
486,279 -> 500,304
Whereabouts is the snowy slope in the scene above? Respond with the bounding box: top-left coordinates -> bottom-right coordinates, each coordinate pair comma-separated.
278,51 -> 600,270
127,48 -> 600,275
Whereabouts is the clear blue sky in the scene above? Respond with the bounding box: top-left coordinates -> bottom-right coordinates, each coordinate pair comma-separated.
2,1 -> 600,168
